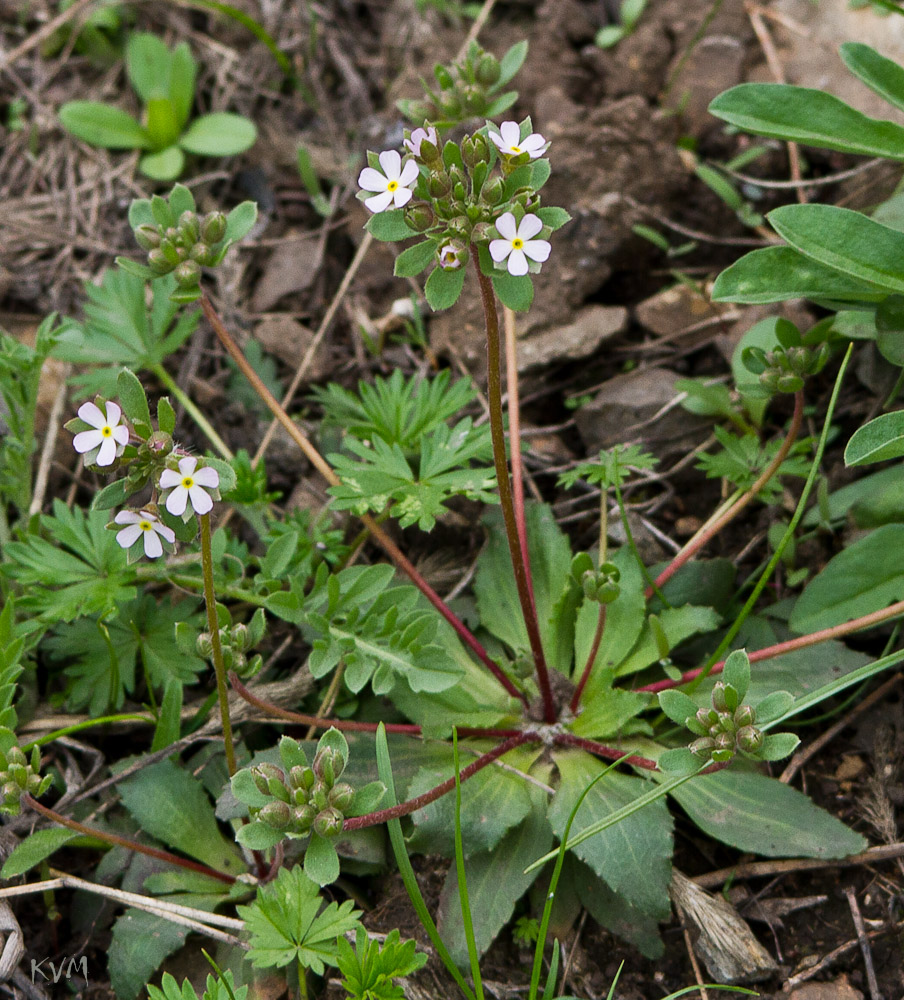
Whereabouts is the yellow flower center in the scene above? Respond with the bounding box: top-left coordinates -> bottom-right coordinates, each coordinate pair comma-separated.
509,145 -> 521,154
101,425 -> 112,437
139,521 -> 152,532
512,238 -> 524,250
182,476 -> 194,489
387,180 -> 399,192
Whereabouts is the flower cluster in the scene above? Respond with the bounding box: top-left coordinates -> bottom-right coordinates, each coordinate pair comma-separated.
0,742 -> 52,817
67,394 -> 220,561
357,117 -> 561,285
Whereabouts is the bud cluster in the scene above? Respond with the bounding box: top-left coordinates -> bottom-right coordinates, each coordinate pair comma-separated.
135,208 -> 227,299
404,41 -> 503,126
581,561 -> 621,605
0,743 -> 51,817
686,694 -> 763,764
196,611 -> 264,680
250,746 -> 354,840
742,319 -> 830,395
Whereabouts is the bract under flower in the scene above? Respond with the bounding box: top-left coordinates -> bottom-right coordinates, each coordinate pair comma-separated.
72,400 -> 129,467
489,212 -> 551,276
114,510 -> 175,559
159,456 -> 220,517
489,121 -> 547,160
358,150 -> 419,213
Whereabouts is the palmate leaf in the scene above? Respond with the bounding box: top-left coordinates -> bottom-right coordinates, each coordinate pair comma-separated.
53,270 -> 199,397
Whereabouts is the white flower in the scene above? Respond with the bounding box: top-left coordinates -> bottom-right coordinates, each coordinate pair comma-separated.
404,126 -> 438,158
438,243 -> 464,270
489,213 -> 551,276
489,121 -> 547,159
159,456 -> 220,516
114,510 -> 175,559
358,150 -> 419,213
72,400 -> 129,467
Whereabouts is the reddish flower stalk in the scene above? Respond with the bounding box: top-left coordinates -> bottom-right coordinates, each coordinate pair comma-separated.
648,389 -> 805,597
570,605 -> 606,713
22,794 -> 236,885
552,732 -> 658,771
473,257 -> 555,722
201,294 -> 527,708
343,733 -> 533,831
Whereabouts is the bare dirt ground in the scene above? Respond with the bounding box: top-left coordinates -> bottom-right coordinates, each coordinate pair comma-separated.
2,0 -> 904,997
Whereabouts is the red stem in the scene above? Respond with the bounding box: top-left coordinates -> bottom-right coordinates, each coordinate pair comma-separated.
22,794 -> 236,885
343,733 -> 533,830
649,389 -> 805,597
473,256 -> 555,721
552,732 -> 658,771
570,605 -> 606,713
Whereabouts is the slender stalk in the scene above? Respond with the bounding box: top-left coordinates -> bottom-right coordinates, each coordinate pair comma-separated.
200,513 -> 237,776
22,794 -> 236,885
452,730 -> 485,1000
551,732 -> 658,771
200,294 -> 526,705
22,713 -> 152,751
649,389 -> 804,596
473,259 -> 554,721
228,672 -> 523,739
150,362 -> 233,461
343,733 -> 532,830
570,605 -> 606,713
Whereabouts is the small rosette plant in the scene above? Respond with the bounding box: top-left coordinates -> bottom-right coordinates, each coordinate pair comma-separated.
231,731 -> 385,886
658,649 -> 800,775
357,116 -> 570,313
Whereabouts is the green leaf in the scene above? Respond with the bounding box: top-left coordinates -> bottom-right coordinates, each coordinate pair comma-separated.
117,759 -> 246,875
365,210 -> 416,242
845,411 -> 904,465
574,859 -> 664,958
596,25 -> 626,48
126,32 -> 171,102
722,648 -> 750,702
768,203 -> 904,292
658,689 -> 699,727
115,257 -> 159,281
494,40 -> 528,91
0,828 -> 82,878
491,271 -> 533,311
236,821 -> 286,850
157,395 -> 176,435
549,752 -> 672,920
139,145 -> 185,181
179,112 -> 257,156
424,265 -> 465,310
109,910 -> 188,1000
394,240 -> 436,278
224,200 -> 258,244
615,604 -> 721,677
840,42 -> 904,114
150,679 -> 183,752
145,97 -> 181,150
670,769 -> 866,858
59,101 -> 151,149
304,832 -> 340,886
712,245 -> 888,305
709,83 -> 904,159
117,367 -> 151,429
759,732 -> 800,761
535,206 -> 571,231
168,41 -> 197,132
436,785 -> 552,965
788,524 -> 904,632
91,477 -> 132,511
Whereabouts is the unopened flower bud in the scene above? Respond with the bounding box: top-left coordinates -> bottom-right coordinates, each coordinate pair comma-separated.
251,763 -> 285,796
7,747 -> 25,767
461,134 -> 488,169
147,248 -> 172,274
174,260 -> 201,289
9,764 -> 28,790
404,203 -> 435,233
434,63 -> 455,90
475,53 -> 501,86
135,224 -> 162,251
259,800 -> 292,830
713,731 -> 734,753
295,804 -> 317,830
329,782 -> 355,812
313,747 -> 343,784
734,704 -> 756,728
293,786 -> 309,806
160,238 -> 182,266
480,176 -> 504,206
196,632 -> 214,659
441,93 -> 463,117
737,725 -> 764,753
288,765 -> 307,790
2,781 -> 19,801
311,781 -> 329,812
313,806 -> 344,838
178,210 -> 199,242
428,172 -> 452,198
200,211 -> 227,244
712,682 -> 728,713
230,623 -> 249,650
190,242 -> 213,265
689,737 -> 716,759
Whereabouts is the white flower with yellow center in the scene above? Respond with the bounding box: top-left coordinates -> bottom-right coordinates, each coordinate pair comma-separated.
489,121 -> 548,160
489,213 -> 551,276
114,510 -> 175,559
159,456 -> 220,516
358,150 -> 419,213
72,400 -> 129,467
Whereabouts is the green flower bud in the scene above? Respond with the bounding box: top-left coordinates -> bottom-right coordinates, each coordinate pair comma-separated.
174,260 -> 201,289
461,133 -> 489,169
441,93 -> 463,118
2,781 -> 19,802
313,806 -> 344,838
293,786 -> 309,806
713,731 -> 734,753
7,746 -> 26,767
178,210 -> 199,243
428,171 -> 452,198
288,765 -> 308,790
295,803 -> 317,831
329,782 -> 355,812
475,53 -> 501,86
404,203 -> 436,233
737,725 -> 764,754
434,63 -> 455,90
313,747 -> 343,784
734,704 -> 756,728
251,763 -> 285,795
196,632 -> 214,659
135,224 -> 162,251
160,238 -> 182,266
689,737 -> 716,758
712,682 -> 728,713
9,764 -> 28,790
147,248 -> 173,274
190,242 -> 214,265
480,176 -> 504,206
146,430 -> 173,456
259,800 -> 292,830
310,781 -> 329,812
200,211 -> 227,244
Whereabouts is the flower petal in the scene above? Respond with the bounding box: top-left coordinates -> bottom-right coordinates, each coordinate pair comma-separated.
507,248 -> 529,276
77,401 -> 105,429
73,429 -> 103,454
104,400 -> 122,426
159,468 -> 181,489
495,212 -> 517,240
188,485 -> 214,515
166,486 -> 189,516
193,466 -> 220,488
358,166 -> 389,192
489,239 -> 513,263
116,523 -> 143,548
488,131 -> 507,151
96,436 -> 118,466
113,425 -> 130,446
178,456 -> 198,476
398,160 -> 419,186
392,187 -> 413,208
114,511 -> 141,525
378,149 -> 402,179
365,190 -> 395,213
521,134 -> 546,155
523,239 -> 551,263
517,214 -> 543,240
143,530 -> 163,558
499,121 -> 520,147
154,522 -> 176,544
